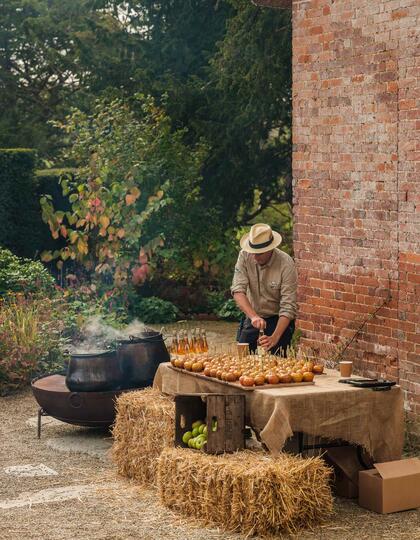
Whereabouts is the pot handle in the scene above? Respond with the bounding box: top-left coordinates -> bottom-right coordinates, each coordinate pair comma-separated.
69,393 -> 83,408
129,334 -> 167,341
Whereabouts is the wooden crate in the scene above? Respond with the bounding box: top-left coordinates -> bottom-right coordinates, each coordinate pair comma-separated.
175,393 -> 245,454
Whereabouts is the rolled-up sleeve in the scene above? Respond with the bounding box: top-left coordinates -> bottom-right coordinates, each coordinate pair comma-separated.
278,262 -> 297,319
230,251 -> 249,295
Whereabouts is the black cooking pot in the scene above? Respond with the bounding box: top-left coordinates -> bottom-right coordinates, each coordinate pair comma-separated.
117,330 -> 169,389
66,349 -> 123,392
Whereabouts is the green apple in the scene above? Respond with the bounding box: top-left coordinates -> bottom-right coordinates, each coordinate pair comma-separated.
195,439 -> 205,450
182,431 -> 192,444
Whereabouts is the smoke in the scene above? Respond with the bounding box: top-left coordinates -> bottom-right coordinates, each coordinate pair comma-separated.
69,315 -> 148,354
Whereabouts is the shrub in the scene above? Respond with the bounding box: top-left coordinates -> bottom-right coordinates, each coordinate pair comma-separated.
217,298 -> 242,321
34,168 -> 74,253
0,246 -> 55,295
0,293 -> 68,393
206,290 -> 228,314
62,285 -> 130,338
146,277 -> 213,316
40,95 -> 208,289
132,296 -> 179,324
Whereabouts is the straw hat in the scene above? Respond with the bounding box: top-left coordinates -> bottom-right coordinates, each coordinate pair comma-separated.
240,223 -> 282,254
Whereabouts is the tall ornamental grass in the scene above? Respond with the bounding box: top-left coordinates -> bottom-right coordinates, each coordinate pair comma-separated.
0,294 -> 67,393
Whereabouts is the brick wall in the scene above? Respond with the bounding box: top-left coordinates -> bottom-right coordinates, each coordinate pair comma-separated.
292,0 -> 419,431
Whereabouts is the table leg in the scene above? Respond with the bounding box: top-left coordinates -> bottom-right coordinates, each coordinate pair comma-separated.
356,445 -> 374,469
298,432 -> 304,454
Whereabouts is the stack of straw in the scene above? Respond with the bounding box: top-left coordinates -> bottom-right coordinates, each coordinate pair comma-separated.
112,387 -> 175,486
157,447 -> 333,536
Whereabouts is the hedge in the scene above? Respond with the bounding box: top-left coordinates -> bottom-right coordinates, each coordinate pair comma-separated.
0,149 -> 75,257
0,149 -> 39,257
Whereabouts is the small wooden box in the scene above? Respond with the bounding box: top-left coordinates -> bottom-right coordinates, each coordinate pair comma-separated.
174,393 -> 245,454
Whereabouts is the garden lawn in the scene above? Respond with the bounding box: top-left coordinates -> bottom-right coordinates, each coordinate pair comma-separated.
0,321 -> 419,540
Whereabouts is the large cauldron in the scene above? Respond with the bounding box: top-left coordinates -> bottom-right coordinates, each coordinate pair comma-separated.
118,330 -> 169,389
66,349 -> 123,392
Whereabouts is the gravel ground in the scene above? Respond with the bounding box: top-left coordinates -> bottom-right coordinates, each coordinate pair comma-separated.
1,321 -> 419,540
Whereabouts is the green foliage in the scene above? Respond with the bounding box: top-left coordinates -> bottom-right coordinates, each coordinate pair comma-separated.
0,293 -> 69,393
33,168 -> 76,253
35,169 -> 74,213
291,328 -> 302,349
0,151 -> 77,258
1,1 -> 293,292
40,94 -> 208,287
217,298 -> 242,321
58,285 -> 132,340
0,246 -> 55,295
206,290 -> 228,314
132,296 -> 179,324
0,149 -> 41,257
152,224 -> 240,290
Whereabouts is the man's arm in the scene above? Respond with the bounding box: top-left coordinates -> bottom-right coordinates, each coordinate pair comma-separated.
233,292 -> 266,330
259,315 -> 291,350
231,251 -> 266,330
260,257 -> 297,350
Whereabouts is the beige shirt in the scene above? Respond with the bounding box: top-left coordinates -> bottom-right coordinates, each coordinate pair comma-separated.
230,248 -> 297,320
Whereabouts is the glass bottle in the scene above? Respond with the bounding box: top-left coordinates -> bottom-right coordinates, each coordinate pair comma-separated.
177,331 -> 185,355
201,329 -> 209,353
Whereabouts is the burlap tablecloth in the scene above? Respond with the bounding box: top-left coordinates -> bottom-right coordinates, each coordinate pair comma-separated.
153,363 -> 404,462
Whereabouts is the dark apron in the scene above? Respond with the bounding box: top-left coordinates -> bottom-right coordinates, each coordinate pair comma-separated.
237,316 -> 295,356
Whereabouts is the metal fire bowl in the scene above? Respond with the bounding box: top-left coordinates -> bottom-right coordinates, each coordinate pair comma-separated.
31,373 -> 125,428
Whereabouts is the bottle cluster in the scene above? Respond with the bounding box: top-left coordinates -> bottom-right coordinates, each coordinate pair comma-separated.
169,328 -> 209,355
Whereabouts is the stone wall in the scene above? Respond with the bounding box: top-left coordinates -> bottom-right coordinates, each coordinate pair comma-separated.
292,0 -> 419,431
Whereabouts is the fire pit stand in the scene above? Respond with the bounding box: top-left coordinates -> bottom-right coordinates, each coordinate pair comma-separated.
31,373 -> 127,437
37,408 -> 50,439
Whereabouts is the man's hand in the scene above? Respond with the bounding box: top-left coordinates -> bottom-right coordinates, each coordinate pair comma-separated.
251,316 -> 266,330
258,333 -> 278,351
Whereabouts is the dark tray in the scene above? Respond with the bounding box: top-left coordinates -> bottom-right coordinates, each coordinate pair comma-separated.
339,378 -> 396,389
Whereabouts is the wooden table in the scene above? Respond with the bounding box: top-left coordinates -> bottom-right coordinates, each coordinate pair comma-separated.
153,362 -> 404,462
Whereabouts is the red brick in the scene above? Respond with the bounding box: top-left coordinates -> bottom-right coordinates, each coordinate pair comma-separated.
391,9 -> 408,20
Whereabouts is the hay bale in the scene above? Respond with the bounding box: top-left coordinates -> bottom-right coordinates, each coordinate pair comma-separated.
157,447 -> 333,536
112,388 -> 175,486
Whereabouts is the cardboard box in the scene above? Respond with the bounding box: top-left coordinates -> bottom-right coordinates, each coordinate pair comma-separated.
359,458 -> 420,513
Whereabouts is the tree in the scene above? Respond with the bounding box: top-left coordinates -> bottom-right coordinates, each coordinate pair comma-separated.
203,0 -> 292,223
1,0 -> 291,224
40,94 -> 208,288
2,0 -> 293,285
0,0 -> 140,155
124,0 -> 292,225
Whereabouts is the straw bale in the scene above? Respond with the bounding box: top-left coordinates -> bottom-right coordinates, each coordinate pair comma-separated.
157,447 -> 333,537
112,387 -> 175,486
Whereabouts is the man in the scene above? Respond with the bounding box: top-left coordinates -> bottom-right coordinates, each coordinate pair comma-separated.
231,223 -> 297,355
